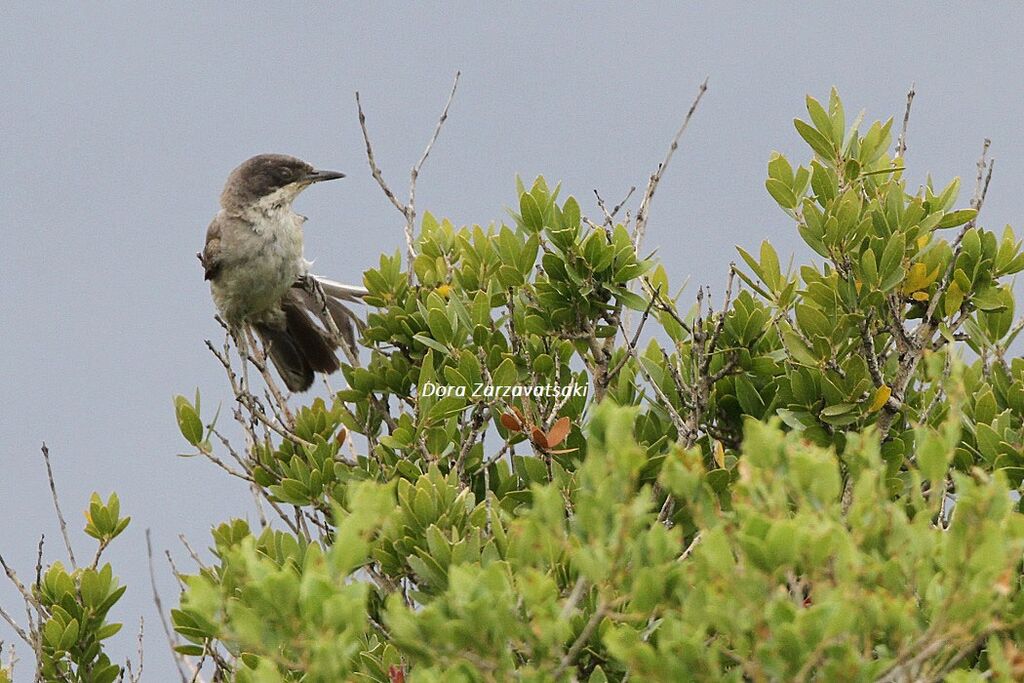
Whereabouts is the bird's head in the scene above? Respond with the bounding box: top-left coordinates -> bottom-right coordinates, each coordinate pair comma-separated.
220,154 -> 344,213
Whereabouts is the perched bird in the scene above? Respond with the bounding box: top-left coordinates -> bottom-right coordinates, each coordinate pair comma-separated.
200,154 -> 367,392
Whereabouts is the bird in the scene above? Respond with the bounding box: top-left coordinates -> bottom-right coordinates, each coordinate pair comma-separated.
199,154 -> 367,392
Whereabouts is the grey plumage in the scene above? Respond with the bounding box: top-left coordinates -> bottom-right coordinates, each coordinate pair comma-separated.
200,154 -> 367,392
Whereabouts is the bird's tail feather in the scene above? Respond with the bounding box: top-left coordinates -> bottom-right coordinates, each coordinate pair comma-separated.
294,275 -> 366,352
312,276 -> 368,301
253,316 -> 318,392
254,278 -> 365,392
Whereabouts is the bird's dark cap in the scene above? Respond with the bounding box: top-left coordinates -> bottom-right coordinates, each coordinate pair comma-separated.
220,154 -> 344,210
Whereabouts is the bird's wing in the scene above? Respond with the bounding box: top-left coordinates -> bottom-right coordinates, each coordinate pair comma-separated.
200,216 -> 224,281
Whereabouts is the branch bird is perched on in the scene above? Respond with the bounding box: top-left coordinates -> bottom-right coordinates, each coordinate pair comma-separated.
200,154 -> 367,392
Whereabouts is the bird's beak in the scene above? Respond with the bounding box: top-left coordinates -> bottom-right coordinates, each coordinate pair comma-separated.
304,169 -> 346,183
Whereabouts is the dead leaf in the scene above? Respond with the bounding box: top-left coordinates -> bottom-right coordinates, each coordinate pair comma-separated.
500,412 -> 523,432
546,417 -> 571,448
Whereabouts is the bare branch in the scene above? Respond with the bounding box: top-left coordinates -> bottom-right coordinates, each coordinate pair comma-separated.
553,599 -> 607,679
594,186 -> 636,227
34,536 -> 43,589
355,92 -> 406,216
125,617 -> 144,683
679,531 -> 703,561
242,328 -> 293,425
877,139 -> 995,443
920,139 -> 994,332
896,83 -> 916,158
0,605 -> 29,648
971,138 -> 993,210
178,535 -> 207,572
409,70 -> 461,228
559,576 -> 588,621
0,550 -> 41,670
146,530 -> 190,683
700,264 -> 737,375
39,444 -> 76,569
356,71 -> 461,277
608,288 -> 659,383
204,337 -> 315,449
634,77 -> 709,250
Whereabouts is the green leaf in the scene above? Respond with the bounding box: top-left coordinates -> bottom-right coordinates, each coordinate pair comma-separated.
805,95 -> 833,143
878,234 -> 906,280
520,192 -> 544,232
781,327 -> 818,365
612,287 -> 648,312
562,196 -> 581,230
795,304 -> 830,340
821,402 -> 855,417
794,119 -> 836,159
174,396 -> 203,447
937,208 -> 977,229
760,240 -> 782,291
917,430 -> 951,482
765,178 -> 797,210
413,334 -> 450,355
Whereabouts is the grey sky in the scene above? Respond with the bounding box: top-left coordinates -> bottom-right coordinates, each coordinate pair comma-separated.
2,3 -> 1023,679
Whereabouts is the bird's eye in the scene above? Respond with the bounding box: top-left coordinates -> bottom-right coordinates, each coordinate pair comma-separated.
278,167 -> 295,181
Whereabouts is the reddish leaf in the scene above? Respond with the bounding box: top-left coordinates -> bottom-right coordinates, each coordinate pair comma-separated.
531,427 -> 549,449
545,417 -> 571,448
335,427 -> 348,445
388,666 -> 406,683
500,412 -> 523,432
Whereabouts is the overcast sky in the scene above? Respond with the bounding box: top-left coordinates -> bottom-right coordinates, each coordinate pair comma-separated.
2,3 -> 1024,679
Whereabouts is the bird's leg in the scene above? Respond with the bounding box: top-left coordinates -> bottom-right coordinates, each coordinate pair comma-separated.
233,326 -> 252,399
299,274 -> 344,342
297,273 -> 360,368
245,327 -> 295,426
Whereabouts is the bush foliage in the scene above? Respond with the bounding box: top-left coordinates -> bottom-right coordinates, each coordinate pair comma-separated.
5,89 -> 1024,681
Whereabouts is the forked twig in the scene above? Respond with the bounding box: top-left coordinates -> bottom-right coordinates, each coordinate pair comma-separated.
356,71 -> 461,275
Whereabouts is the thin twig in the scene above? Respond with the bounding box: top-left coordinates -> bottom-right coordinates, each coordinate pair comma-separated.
409,71 -> 461,236
178,535 -> 207,571
146,530 -> 190,683
553,600 -> 607,678
204,338 -> 315,449
125,617 -> 144,683
356,71 -> 461,277
608,287 -> 659,383
0,605 -> 29,648
896,84 -> 916,158
879,139 -> 995,442
559,576 -> 588,621
34,536 -> 44,589
971,139 -> 993,211
700,264 -> 737,376
634,77 -> 709,250
0,553 -> 34,608
40,444 -> 76,569
594,186 -> 636,227
679,532 -> 703,560
355,92 -> 405,216
243,328 -> 293,425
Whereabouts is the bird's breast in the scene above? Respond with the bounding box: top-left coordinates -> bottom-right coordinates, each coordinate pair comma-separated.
211,210 -> 306,325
